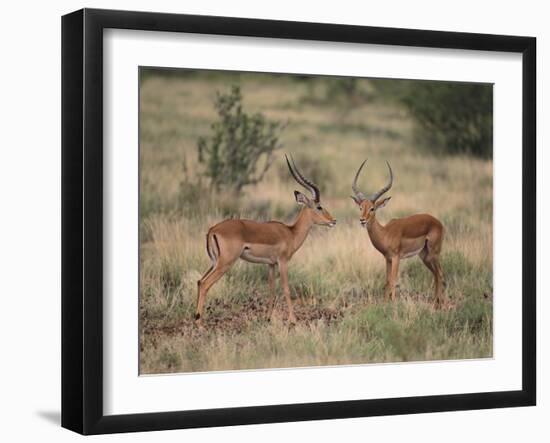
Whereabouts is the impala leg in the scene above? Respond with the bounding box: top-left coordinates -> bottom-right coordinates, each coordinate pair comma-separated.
195,265 -> 213,318
420,253 -> 438,303
420,250 -> 445,308
420,255 -> 443,308
195,254 -> 237,325
195,266 -> 226,325
390,256 -> 400,302
419,248 -> 435,273
432,258 -> 445,308
267,264 -> 278,320
384,259 -> 392,301
196,265 -> 214,299
278,260 -> 296,324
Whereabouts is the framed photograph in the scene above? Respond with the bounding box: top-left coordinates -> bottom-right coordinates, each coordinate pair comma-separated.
61,8 -> 536,435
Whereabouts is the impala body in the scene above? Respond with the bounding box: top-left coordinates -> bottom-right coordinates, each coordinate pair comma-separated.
352,160 -> 445,306
195,155 -> 336,325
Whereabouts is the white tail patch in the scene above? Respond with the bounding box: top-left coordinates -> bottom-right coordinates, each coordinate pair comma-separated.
206,233 -> 220,265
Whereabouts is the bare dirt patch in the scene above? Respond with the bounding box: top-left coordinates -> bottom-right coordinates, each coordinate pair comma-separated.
141,292 -> 345,341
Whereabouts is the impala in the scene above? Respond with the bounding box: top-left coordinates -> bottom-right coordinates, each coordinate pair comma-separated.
195,154 -> 337,325
351,160 -> 445,307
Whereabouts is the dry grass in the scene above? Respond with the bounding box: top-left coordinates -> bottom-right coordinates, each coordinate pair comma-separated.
139,71 -> 493,374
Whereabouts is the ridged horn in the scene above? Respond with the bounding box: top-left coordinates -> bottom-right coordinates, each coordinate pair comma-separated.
369,161 -> 393,202
285,154 -> 320,202
351,159 -> 368,203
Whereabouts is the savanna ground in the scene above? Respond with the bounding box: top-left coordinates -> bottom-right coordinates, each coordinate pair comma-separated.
139,70 -> 493,374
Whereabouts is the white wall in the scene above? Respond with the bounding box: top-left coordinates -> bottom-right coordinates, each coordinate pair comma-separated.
0,1 -> 546,441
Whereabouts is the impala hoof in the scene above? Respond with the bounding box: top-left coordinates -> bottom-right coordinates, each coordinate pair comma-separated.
194,313 -> 203,326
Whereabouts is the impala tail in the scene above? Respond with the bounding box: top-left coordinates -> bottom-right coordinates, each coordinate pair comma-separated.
205,230 -> 220,265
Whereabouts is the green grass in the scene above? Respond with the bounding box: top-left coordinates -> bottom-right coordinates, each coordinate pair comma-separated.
139,71 -> 493,374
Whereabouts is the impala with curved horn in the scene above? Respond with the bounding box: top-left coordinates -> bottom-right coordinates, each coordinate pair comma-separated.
351,160 -> 446,307
195,154 -> 337,325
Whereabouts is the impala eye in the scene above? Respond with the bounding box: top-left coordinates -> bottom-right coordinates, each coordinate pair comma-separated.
316,205 -> 322,210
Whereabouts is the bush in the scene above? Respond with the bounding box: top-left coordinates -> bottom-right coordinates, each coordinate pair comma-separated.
198,85 -> 286,193
371,80 -> 493,158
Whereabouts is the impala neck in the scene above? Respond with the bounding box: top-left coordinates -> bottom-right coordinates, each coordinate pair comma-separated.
366,215 -> 388,254
290,207 -> 315,253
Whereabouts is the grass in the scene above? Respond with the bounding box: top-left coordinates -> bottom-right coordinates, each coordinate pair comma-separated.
139,71 -> 493,374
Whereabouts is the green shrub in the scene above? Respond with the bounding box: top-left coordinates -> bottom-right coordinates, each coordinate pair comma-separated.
198,85 -> 286,193
371,79 -> 493,158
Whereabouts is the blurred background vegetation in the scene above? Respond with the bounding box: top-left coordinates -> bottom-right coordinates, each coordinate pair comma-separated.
139,68 -> 493,374
370,78 -> 493,158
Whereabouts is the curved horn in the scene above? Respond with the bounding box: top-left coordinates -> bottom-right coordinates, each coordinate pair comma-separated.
369,161 -> 393,202
285,154 -> 320,202
351,159 -> 368,202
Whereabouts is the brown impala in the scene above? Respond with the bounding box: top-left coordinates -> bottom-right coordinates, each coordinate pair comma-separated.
195,154 -> 337,325
351,160 -> 445,307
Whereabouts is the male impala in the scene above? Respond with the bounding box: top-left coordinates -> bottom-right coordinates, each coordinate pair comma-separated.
195,154 -> 337,325
351,160 -> 445,307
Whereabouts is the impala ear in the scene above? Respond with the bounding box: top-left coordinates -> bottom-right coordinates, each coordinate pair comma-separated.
294,190 -> 312,206
350,195 -> 362,205
375,196 -> 391,209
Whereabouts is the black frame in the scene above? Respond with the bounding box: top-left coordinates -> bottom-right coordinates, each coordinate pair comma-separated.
62,8 -> 536,435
